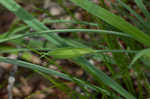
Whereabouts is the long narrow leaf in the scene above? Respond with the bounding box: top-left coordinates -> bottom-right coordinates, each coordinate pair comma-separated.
134,0 -> 150,23
0,0 -> 62,46
0,56 -> 110,95
117,0 -> 150,31
0,29 -> 131,43
45,48 -> 138,59
70,0 -> 150,47
43,19 -> 99,27
73,57 -> 136,99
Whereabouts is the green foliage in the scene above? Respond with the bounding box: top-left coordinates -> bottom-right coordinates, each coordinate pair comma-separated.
70,0 -> 150,47
129,48 -> 150,68
0,0 -> 150,98
46,48 -> 95,59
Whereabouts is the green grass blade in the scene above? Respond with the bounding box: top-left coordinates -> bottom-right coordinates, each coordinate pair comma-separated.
0,29 -> 131,43
45,48 -> 138,59
129,48 -> 150,68
70,0 -> 138,98
0,47 -> 138,59
0,56 -> 109,95
0,48 -> 51,53
73,57 -> 136,99
43,19 -> 99,27
70,0 -> 150,47
0,0 -> 62,46
37,29 -> 131,37
134,0 -> 150,23
116,0 -> 150,31
46,48 -> 95,59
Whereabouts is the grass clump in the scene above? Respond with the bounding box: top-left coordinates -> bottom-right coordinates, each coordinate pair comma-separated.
0,0 -> 150,99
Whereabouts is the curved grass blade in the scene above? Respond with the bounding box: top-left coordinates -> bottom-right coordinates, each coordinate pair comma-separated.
0,0 -> 62,46
43,19 -> 99,27
70,0 -> 150,47
0,56 -> 110,95
73,57 -> 136,99
0,29 -> 131,43
129,48 -> 150,68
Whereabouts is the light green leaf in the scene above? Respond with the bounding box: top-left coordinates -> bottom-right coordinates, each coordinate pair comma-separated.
47,48 -> 95,59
